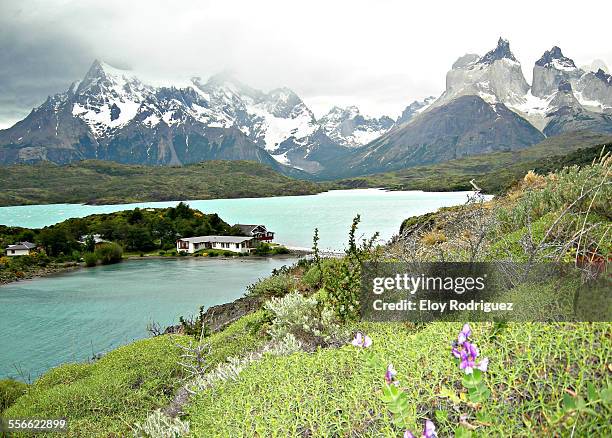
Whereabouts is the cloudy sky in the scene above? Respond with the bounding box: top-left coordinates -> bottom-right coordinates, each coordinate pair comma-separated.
1,0 -> 611,128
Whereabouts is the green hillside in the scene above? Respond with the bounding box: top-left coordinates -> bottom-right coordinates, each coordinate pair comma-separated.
0,160 -> 328,206
335,131 -> 612,193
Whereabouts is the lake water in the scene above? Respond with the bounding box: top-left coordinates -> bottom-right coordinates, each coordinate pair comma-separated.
0,257 -> 296,380
0,189 -> 473,379
0,189 -> 474,251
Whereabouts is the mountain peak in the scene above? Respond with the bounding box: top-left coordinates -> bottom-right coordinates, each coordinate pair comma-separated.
594,68 -> 612,86
479,37 -> 517,64
205,71 -> 243,88
535,46 -> 576,70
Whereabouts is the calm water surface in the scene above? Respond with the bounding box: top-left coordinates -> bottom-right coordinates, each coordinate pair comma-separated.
0,189 -> 474,379
0,189 -> 474,250
0,257 -> 295,379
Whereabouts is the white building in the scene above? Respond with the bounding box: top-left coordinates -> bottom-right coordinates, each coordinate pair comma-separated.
5,241 -> 37,257
176,236 -> 255,254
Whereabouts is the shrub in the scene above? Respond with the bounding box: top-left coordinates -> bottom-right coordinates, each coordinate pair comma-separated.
94,243 -> 123,265
158,250 -> 166,256
179,305 -> 211,339
133,410 -> 190,438
264,291 -> 346,350
246,273 -> 296,298
302,264 -> 322,289
84,252 -> 98,267
0,379 -> 28,411
252,242 -> 273,256
421,230 -> 447,246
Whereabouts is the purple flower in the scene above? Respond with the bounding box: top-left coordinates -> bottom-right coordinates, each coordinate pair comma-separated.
351,332 -> 372,348
404,431 -> 415,438
451,345 -> 461,359
459,341 -> 488,374
476,357 -> 489,372
422,420 -> 436,438
384,363 -> 397,385
457,323 -> 471,345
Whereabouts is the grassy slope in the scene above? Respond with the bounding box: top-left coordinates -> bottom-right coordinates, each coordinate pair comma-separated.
0,160 -> 328,206
186,322 -> 611,437
3,313 -> 266,437
334,132 -> 612,194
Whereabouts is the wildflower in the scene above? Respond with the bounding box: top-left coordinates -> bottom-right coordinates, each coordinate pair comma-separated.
457,323 -> 471,345
451,343 -> 461,359
351,332 -> 372,348
459,341 -> 488,374
423,420 -> 436,438
385,363 -> 398,385
476,357 -> 489,372
404,430 -> 415,438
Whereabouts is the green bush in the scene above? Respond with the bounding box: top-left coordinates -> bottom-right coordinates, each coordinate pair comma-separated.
94,243 -> 123,265
185,322 -> 612,437
264,291 -> 346,349
253,242 -> 290,256
84,252 -> 98,267
246,273 -> 296,298
0,379 -> 28,412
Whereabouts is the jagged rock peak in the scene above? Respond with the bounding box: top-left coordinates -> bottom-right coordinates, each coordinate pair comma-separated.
581,59 -> 609,74
595,69 -> 612,86
478,38 -> 517,64
558,79 -> 573,93
452,54 -> 480,69
535,46 -> 576,70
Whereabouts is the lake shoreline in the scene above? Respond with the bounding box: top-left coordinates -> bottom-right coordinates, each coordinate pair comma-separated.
0,250 -> 307,287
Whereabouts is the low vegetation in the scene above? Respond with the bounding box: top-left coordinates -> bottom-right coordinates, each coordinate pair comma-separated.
0,160 -> 327,206
336,133 -> 612,194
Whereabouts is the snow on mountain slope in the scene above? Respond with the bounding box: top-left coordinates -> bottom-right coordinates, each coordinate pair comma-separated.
0,60 -> 364,172
419,39 -> 612,133
395,96 -> 436,126
69,60 -> 156,137
318,106 -> 394,148
438,38 -> 529,107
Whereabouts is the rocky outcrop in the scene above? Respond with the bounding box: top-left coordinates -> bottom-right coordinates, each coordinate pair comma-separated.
164,295 -> 264,335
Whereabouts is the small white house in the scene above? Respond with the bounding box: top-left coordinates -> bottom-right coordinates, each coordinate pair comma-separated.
5,241 -> 37,257
176,236 -> 255,254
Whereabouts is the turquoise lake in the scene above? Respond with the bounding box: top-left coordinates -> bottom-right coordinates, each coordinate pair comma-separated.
0,189 -> 473,379
0,189 -> 473,250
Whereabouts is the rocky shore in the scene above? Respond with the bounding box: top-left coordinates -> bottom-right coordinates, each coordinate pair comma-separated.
0,262 -> 82,286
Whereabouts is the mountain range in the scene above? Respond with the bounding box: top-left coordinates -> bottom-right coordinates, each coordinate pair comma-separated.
1,38 -> 611,179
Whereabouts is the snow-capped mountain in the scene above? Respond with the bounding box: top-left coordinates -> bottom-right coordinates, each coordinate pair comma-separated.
395,96 -> 436,126
0,61 -> 354,171
320,38 -> 612,178
2,39 -> 611,179
438,38 -> 529,107
318,106 -> 394,148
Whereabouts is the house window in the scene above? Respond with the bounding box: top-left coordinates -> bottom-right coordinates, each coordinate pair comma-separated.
235,243 -> 240,248
11,250 -> 15,254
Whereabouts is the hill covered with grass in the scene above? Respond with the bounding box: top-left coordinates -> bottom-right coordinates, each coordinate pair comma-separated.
335,131 -> 612,194
0,160 -> 328,206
